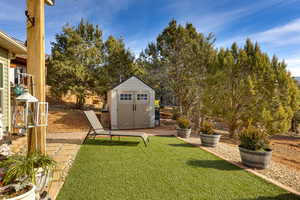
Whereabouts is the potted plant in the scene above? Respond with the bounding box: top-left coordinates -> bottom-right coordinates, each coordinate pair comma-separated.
199,121 -> 221,147
0,152 -> 56,200
238,126 -> 272,169
176,116 -> 192,138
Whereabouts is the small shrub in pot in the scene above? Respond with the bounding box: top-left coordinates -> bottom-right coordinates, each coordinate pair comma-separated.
0,152 -> 56,200
238,126 -> 272,169
176,117 -> 192,138
199,121 -> 221,147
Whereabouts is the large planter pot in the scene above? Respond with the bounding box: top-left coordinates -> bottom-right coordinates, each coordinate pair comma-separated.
239,146 -> 272,169
200,133 -> 221,147
177,128 -> 192,138
7,184 -> 36,200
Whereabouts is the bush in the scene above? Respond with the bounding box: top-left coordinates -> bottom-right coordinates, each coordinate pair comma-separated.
239,126 -> 270,151
0,152 -> 56,186
172,107 -> 180,120
200,121 -> 214,135
176,117 -> 191,129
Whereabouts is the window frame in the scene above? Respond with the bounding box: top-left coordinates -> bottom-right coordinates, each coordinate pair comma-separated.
120,93 -> 133,101
137,93 -> 148,101
0,61 -> 4,114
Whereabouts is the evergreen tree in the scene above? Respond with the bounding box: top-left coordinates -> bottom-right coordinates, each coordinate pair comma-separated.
47,20 -> 142,108
139,20 -> 215,117
203,39 -> 299,137
47,19 -> 104,108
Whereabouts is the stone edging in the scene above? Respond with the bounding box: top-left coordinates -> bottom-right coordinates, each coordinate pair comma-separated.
176,136 -> 300,196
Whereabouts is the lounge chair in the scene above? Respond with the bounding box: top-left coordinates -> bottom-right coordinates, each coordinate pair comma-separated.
83,110 -> 150,146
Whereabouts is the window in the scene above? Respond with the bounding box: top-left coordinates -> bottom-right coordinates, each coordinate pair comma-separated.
137,94 -> 148,100
0,63 -> 3,88
0,63 -> 3,114
120,93 -> 132,100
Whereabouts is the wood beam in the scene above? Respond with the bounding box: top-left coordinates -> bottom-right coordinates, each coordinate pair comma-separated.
26,0 -> 46,154
45,0 -> 55,6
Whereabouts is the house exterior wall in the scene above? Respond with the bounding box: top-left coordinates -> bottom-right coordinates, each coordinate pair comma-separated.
0,47 -> 11,132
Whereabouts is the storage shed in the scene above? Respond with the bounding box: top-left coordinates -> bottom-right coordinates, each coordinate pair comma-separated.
108,76 -> 155,130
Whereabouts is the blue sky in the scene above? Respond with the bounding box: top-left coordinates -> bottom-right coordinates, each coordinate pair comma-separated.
1,0 -> 300,75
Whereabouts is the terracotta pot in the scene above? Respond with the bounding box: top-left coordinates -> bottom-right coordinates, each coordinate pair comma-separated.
200,133 -> 221,147
177,128 -> 191,138
7,184 -> 36,200
239,146 -> 272,169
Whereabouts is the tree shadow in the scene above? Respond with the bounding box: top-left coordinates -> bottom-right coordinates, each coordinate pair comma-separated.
236,193 -> 300,200
84,139 -> 140,147
186,159 -> 242,171
169,143 -> 199,148
46,138 -> 83,145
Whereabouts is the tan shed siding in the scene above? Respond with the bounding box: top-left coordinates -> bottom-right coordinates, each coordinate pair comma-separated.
0,47 -> 11,131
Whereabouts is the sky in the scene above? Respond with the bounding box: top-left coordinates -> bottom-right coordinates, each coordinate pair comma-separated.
1,0 -> 300,75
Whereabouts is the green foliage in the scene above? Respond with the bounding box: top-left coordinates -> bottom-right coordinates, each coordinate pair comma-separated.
200,121 -> 214,135
203,39 -> 300,137
138,20 -> 215,115
171,107 -> 181,120
97,36 -> 143,96
176,116 -> 191,129
0,152 -> 56,186
47,19 -> 142,108
239,126 -> 270,151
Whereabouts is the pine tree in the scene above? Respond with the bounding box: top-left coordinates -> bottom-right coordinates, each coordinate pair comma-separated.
47,19 -> 104,108
203,39 -> 300,137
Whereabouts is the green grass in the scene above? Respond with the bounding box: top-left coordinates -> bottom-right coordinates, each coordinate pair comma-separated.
57,136 -> 300,200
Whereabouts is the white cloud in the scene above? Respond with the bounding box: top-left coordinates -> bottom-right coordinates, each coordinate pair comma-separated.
218,17 -> 300,48
170,0 -> 294,34
251,18 -> 300,46
216,18 -> 300,76
286,57 -> 300,76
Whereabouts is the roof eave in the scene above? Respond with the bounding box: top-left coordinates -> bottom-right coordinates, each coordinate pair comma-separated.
0,32 -> 27,54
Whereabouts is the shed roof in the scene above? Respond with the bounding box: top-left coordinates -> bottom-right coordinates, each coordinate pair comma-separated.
111,76 -> 154,91
0,31 -> 27,55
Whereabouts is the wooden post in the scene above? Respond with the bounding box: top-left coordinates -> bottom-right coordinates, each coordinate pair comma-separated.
26,0 -> 46,154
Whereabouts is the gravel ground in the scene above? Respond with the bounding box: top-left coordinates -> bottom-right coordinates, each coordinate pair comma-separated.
184,136 -> 300,193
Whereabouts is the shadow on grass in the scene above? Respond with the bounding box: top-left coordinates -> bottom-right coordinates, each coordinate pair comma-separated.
46,138 -> 83,145
186,159 -> 242,171
169,143 -> 198,148
236,193 -> 300,200
156,135 -> 175,138
84,139 -> 140,147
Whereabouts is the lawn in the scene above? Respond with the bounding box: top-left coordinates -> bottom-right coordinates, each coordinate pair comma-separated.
57,136 -> 300,200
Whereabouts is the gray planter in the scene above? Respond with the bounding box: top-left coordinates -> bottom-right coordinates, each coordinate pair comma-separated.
239,146 -> 272,169
200,133 -> 221,147
177,128 -> 192,138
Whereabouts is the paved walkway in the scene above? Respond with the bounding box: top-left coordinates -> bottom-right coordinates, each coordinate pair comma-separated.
46,132 -> 88,199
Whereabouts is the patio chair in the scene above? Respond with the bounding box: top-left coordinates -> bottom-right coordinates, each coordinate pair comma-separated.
83,110 -> 149,147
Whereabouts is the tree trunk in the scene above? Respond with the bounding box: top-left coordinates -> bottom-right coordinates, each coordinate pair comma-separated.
228,123 -> 237,138
76,96 -> 85,109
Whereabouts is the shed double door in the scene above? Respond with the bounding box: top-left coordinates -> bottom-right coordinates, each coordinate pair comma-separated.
117,91 -> 150,129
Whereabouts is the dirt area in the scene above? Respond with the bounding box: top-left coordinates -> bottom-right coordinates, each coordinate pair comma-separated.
48,108 -> 89,133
